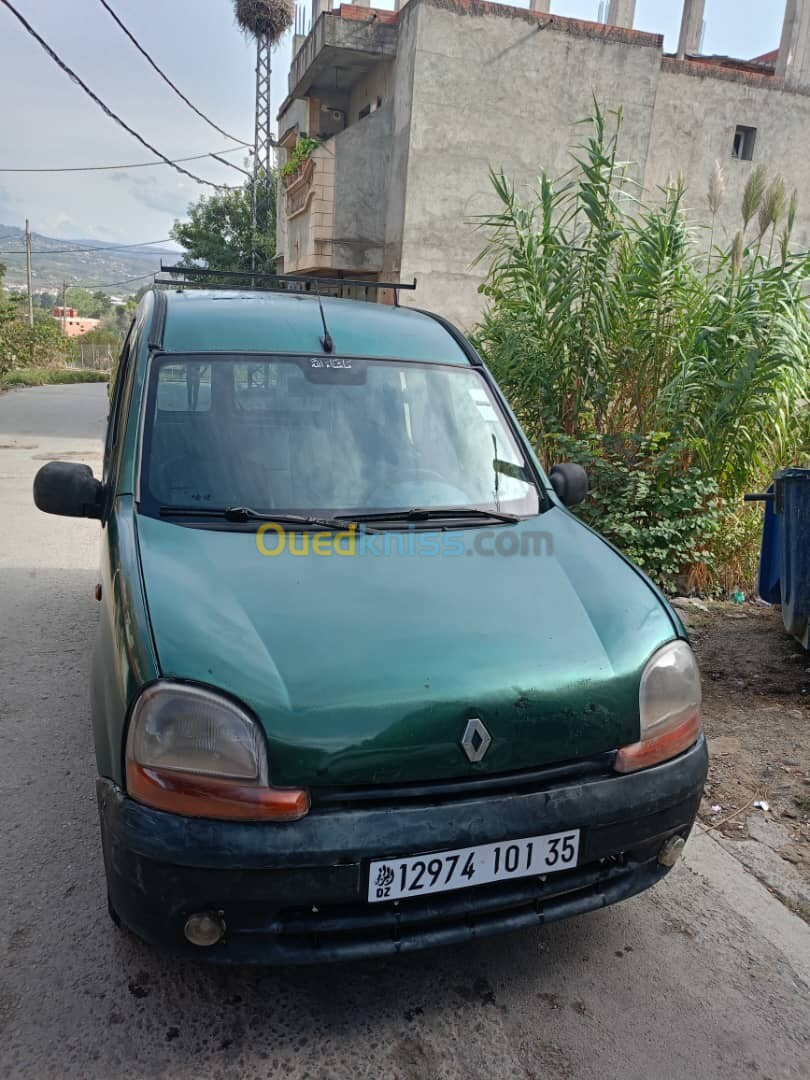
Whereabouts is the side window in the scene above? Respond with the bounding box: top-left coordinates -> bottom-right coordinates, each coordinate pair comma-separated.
103,322 -> 135,478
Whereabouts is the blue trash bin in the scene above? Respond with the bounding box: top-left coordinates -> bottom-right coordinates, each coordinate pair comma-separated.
753,468 -> 810,649
757,483 -> 781,605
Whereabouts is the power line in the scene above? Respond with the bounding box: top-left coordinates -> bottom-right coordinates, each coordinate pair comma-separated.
95,0 -> 250,147
66,272 -> 156,289
0,146 -> 248,173
209,152 -> 252,178
3,239 -> 172,255
0,1 -> 230,191
0,238 -> 172,255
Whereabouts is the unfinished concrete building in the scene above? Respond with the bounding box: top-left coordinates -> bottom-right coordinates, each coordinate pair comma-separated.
276,0 -> 810,328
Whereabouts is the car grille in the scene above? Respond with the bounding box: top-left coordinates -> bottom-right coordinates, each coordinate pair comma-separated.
309,754 -> 616,811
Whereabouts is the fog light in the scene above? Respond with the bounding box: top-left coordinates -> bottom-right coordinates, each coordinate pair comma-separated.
184,912 -> 225,947
658,836 -> 685,868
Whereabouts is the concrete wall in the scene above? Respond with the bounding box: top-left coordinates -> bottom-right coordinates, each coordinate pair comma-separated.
382,4 -> 420,281
279,1 -> 810,330
347,61 -> 394,125
384,0 -> 810,330
333,104 -> 393,271
278,97 -> 310,142
393,0 -> 663,327
646,61 -> 810,252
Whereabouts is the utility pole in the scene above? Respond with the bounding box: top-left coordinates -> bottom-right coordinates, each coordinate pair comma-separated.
233,3 -> 291,278
24,218 -> 34,329
62,280 -> 67,334
233,3 -> 291,277
251,32 -> 272,275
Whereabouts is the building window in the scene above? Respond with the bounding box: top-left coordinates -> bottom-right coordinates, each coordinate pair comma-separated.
732,125 -> 757,161
358,104 -> 371,121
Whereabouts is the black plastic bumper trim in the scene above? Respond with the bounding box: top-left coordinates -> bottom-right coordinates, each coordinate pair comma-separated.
97,737 -> 707,963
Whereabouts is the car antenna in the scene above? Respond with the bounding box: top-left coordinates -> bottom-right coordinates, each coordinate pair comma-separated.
313,280 -> 334,354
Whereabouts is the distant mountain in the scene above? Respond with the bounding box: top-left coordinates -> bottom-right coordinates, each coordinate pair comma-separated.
0,225 -> 179,294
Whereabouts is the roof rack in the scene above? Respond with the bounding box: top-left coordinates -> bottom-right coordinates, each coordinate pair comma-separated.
154,264 -> 417,305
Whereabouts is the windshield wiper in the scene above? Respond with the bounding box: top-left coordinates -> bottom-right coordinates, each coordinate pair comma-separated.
351,507 -> 521,525
159,505 -> 379,532
225,507 -> 381,532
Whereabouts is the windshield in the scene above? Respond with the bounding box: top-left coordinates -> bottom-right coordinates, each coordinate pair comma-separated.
139,354 -> 540,519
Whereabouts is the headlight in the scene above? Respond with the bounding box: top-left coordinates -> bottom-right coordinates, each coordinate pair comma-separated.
125,682 -> 309,821
614,641 -> 702,773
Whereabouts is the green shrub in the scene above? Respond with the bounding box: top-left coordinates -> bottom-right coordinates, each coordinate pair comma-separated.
546,433 -> 722,593
0,366 -> 109,388
0,318 -> 78,370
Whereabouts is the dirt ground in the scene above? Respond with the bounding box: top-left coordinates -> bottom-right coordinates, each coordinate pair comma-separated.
674,598 -> 810,919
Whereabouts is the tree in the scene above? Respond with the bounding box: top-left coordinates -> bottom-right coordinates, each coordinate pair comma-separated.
110,302 -> 135,333
92,290 -> 112,317
60,287 -> 114,319
0,262 -> 12,324
1,315 -> 77,372
0,260 -> 81,373
0,262 -> 24,376
170,174 -> 277,275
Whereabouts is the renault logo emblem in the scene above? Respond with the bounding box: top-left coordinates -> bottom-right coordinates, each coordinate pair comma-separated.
460,718 -> 491,763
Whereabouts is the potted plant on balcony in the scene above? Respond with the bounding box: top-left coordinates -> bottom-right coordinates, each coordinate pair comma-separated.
281,137 -> 321,185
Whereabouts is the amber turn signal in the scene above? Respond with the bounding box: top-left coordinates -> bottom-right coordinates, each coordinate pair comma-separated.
613,710 -> 702,774
127,762 -> 310,821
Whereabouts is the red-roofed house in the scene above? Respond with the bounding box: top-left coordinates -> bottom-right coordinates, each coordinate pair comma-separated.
51,307 -> 100,338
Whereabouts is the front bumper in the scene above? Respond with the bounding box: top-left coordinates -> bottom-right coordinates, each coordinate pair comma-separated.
98,737 -> 708,964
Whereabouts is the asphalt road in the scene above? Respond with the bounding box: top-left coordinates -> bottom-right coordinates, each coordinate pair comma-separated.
1,384 -> 809,1080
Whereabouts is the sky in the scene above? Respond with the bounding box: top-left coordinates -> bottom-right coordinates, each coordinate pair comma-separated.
0,0 -> 788,251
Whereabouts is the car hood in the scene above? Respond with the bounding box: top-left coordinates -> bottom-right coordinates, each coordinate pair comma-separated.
136,511 -> 677,788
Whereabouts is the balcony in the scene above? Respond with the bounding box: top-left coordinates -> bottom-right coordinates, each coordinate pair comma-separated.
287,8 -> 399,104
278,103 -> 391,277
281,145 -> 336,274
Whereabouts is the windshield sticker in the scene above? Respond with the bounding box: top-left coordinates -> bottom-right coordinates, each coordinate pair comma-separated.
311,357 -> 352,369
302,356 -> 367,384
468,387 -> 498,424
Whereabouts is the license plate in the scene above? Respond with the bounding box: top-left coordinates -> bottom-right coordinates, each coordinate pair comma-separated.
367,829 -> 580,903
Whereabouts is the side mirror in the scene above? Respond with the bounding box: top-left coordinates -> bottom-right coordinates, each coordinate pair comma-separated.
550,462 -> 588,508
33,461 -> 105,519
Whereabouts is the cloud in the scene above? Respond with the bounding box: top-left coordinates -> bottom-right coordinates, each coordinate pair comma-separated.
110,172 -> 194,217
0,185 -> 21,225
